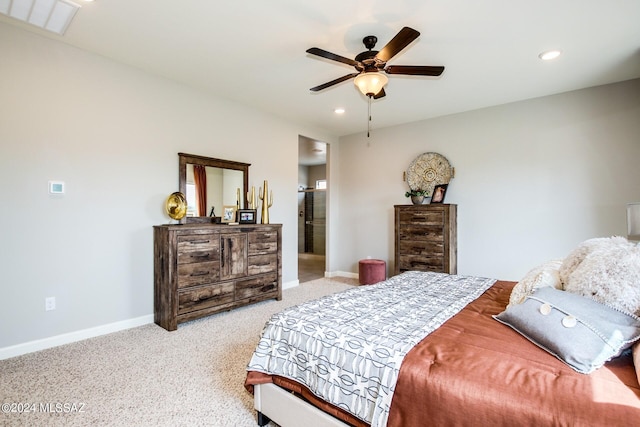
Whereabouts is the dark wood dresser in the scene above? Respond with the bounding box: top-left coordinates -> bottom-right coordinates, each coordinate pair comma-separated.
394,204 -> 457,275
153,223 -> 282,331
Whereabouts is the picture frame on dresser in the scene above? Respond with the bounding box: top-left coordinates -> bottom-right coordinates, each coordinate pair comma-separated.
431,184 -> 448,203
237,209 -> 257,224
222,205 -> 237,223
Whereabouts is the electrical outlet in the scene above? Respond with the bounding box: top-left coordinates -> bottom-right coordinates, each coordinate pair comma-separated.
45,297 -> 56,311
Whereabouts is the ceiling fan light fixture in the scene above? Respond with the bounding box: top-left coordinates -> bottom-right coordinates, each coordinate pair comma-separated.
354,72 -> 388,97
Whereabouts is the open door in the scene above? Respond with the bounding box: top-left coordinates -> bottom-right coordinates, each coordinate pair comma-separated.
298,136 -> 327,282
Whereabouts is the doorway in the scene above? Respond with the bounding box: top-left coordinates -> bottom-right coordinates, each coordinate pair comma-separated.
298,136 -> 327,283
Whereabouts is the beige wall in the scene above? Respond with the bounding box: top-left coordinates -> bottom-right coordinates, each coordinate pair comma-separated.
0,23 -> 336,352
333,78 -> 640,280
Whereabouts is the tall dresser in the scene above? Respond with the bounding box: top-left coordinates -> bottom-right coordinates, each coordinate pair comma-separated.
154,223 -> 282,331
394,204 -> 457,275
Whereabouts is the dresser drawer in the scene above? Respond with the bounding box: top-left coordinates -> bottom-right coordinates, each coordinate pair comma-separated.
398,209 -> 445,225
235,274 -> 277,300
398,240 -> 444,256
397,255 -> 444,273
248,229 -> 278,255
178,261 -> 220,288
177,234 -> 219,264
248,254 -> 277,275
178,282 -> 234,314
397,225 -> 444,242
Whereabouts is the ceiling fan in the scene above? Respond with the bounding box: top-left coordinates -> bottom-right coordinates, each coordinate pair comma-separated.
306,26 -> 444,99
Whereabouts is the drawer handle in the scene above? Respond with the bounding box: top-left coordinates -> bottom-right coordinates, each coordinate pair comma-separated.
190,240 -> 210,244
191,271 -> 209,277
193,253 -> 210,258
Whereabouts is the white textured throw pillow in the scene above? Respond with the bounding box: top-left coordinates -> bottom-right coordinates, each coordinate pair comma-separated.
509,259 -> 563,307
558,236 -> 630,286
564,238 -> 640,316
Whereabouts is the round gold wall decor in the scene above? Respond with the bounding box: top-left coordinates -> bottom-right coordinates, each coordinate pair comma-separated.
406,152 -> 453,195
165,192 -> 187,220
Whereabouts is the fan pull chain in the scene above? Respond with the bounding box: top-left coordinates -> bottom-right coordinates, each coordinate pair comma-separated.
367,95 -> 372,138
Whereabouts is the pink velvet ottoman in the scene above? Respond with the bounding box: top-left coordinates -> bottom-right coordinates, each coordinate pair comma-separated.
358,259 -> 386,285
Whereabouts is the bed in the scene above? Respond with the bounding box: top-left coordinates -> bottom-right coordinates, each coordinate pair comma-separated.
245,271 -> 640,426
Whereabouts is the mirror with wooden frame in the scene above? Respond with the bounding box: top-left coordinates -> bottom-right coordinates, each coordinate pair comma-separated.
178,153 -> 250,223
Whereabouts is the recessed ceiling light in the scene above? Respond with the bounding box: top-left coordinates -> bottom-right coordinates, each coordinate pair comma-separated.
539,50 -> 562,61
334,108 -> 345,114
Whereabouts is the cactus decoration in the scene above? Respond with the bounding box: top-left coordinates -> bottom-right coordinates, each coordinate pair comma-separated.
247,186 -> 256,210
259,180 -> 273,224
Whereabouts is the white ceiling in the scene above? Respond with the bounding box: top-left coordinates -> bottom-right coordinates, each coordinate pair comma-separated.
2,1 -> 639,137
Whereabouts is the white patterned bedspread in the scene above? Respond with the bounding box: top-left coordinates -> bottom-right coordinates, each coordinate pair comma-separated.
247,271 -> 496,426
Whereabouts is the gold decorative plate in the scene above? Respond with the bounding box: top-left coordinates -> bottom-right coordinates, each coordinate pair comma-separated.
165,192 -> 187,220
406,152 -> 453,195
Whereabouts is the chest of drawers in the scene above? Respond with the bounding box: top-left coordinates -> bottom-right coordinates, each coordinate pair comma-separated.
394,204 -> 457,275
154,223 -> 282,331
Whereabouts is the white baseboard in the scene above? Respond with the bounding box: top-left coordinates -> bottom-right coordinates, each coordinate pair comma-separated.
282,279 -> 299,290
0,314 -> 154,361
326,271 -> 358,279
285,272 -> 359,289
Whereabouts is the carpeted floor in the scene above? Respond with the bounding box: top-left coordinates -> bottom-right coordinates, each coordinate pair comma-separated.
0,277 -> 357,427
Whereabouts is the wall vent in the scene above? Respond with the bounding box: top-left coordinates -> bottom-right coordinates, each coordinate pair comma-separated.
0,0 -> 81,35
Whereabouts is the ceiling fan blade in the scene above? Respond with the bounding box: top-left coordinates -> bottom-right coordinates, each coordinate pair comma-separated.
373,88 -> 386,99
306,47 -> 359,67
375,27 -> 420,63
310,73 -> 360,92
385,65 -> 445,76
